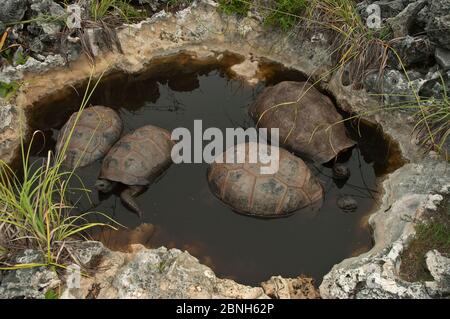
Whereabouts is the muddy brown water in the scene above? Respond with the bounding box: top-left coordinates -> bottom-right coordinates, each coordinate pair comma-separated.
29,54 -> 404,286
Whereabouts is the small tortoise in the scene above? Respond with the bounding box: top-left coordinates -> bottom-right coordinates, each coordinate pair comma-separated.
56,105 -> 123,169
249,81 -> 355,164
95,125 -> 174,218
207,143 -> 324,218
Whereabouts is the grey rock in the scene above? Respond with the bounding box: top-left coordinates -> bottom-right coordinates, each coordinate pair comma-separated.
356,0 -> 407,21
435,47 -> 450,70
387,0 -> 427,38
0,103 -> 21,165
0,0 -> 27,24
28,0 -> 66,40
320,158 -> 450,299
66,241 -> 106,268
59,243 -> 268,299
0,250 -> 60,299
0,22 -> 5,35
390,36 -> 434,69
364,69 -> 422,105
426,0 -> 450,50
425,250 -> 450,296
419,70 -> 450,98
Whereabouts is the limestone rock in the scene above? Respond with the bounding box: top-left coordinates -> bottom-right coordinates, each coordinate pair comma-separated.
390,36 -> 434,69
387,0 -> 427,38
426,0 -> 450,50
419,70 -> 450,98
320,159 -> 450,299
435,47 -> 450,70
0,0 -> 27,24
425,250 -> 450,296
0,250 -> 60,299
261,276 -> 320,299
0,103 -> 22,166
59,243 -> 268,299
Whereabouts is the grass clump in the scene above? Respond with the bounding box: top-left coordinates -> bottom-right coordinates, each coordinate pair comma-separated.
400,199 -> 450,282
90,0 -> 143,23
263,0 -> 308,31
218,0 -> 251,16
0,71 -> 116,270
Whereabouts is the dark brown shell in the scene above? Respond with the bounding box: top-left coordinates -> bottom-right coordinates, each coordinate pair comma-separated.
207,143 -> 324,218
56,106 -> 123,169
249,81 -> 356,163
99,125 -> 174,186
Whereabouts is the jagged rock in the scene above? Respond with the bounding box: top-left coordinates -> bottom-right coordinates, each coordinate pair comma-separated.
0,103 -> 21,166
261,276 -> 320,299
387,0 -> 427,38
59,243 -> 268,299
0,0 -> 27,24
426,0 -> 450,50
435,47 -> 450,70
364,69 -> 422,105
0,250 -> 60,299
28,0 -> 66,40
389,36 -> 434,69
425,250 -> 450,296
356,0 -> 407,21
320,159 -> 450,299
419,70 -> 450,98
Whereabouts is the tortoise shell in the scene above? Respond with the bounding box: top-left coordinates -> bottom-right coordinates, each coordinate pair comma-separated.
249,81 -> 355,164
207,143 -> 324,218
56,105 -> 123,169
99,125 -> 174,186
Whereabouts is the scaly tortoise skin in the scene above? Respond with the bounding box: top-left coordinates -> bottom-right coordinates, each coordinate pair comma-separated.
207,143 -> 324,218
95,125 -> 174,218
249,81 -> 356,164
56,105 -> 123,169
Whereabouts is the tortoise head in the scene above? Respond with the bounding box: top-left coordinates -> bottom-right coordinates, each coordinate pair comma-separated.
95,179 -> 116,193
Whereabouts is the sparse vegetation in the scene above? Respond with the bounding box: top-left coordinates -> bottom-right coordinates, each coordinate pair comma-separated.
89,0 -> 143,23
0,81 -> 20,99
218,0 -> 251,16
0,71 -> 116,270
400,199 -> 450,282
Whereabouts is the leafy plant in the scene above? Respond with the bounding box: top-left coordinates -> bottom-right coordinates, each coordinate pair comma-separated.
0,69 -> 117,270
45,289 -> 59,299
0,81 -> 20,98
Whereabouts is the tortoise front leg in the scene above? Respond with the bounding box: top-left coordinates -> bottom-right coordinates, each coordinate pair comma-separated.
120,185 -> 146,219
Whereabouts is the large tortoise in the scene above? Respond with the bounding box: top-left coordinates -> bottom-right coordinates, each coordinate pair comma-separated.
249,81 -> 356,164
95,125 -> 174,218
207,142 -> 324,218
56,105 -> 123,169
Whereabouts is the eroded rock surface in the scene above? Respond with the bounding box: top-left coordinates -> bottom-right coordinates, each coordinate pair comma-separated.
319,158 -> 450,299
59,242 -> 268,299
